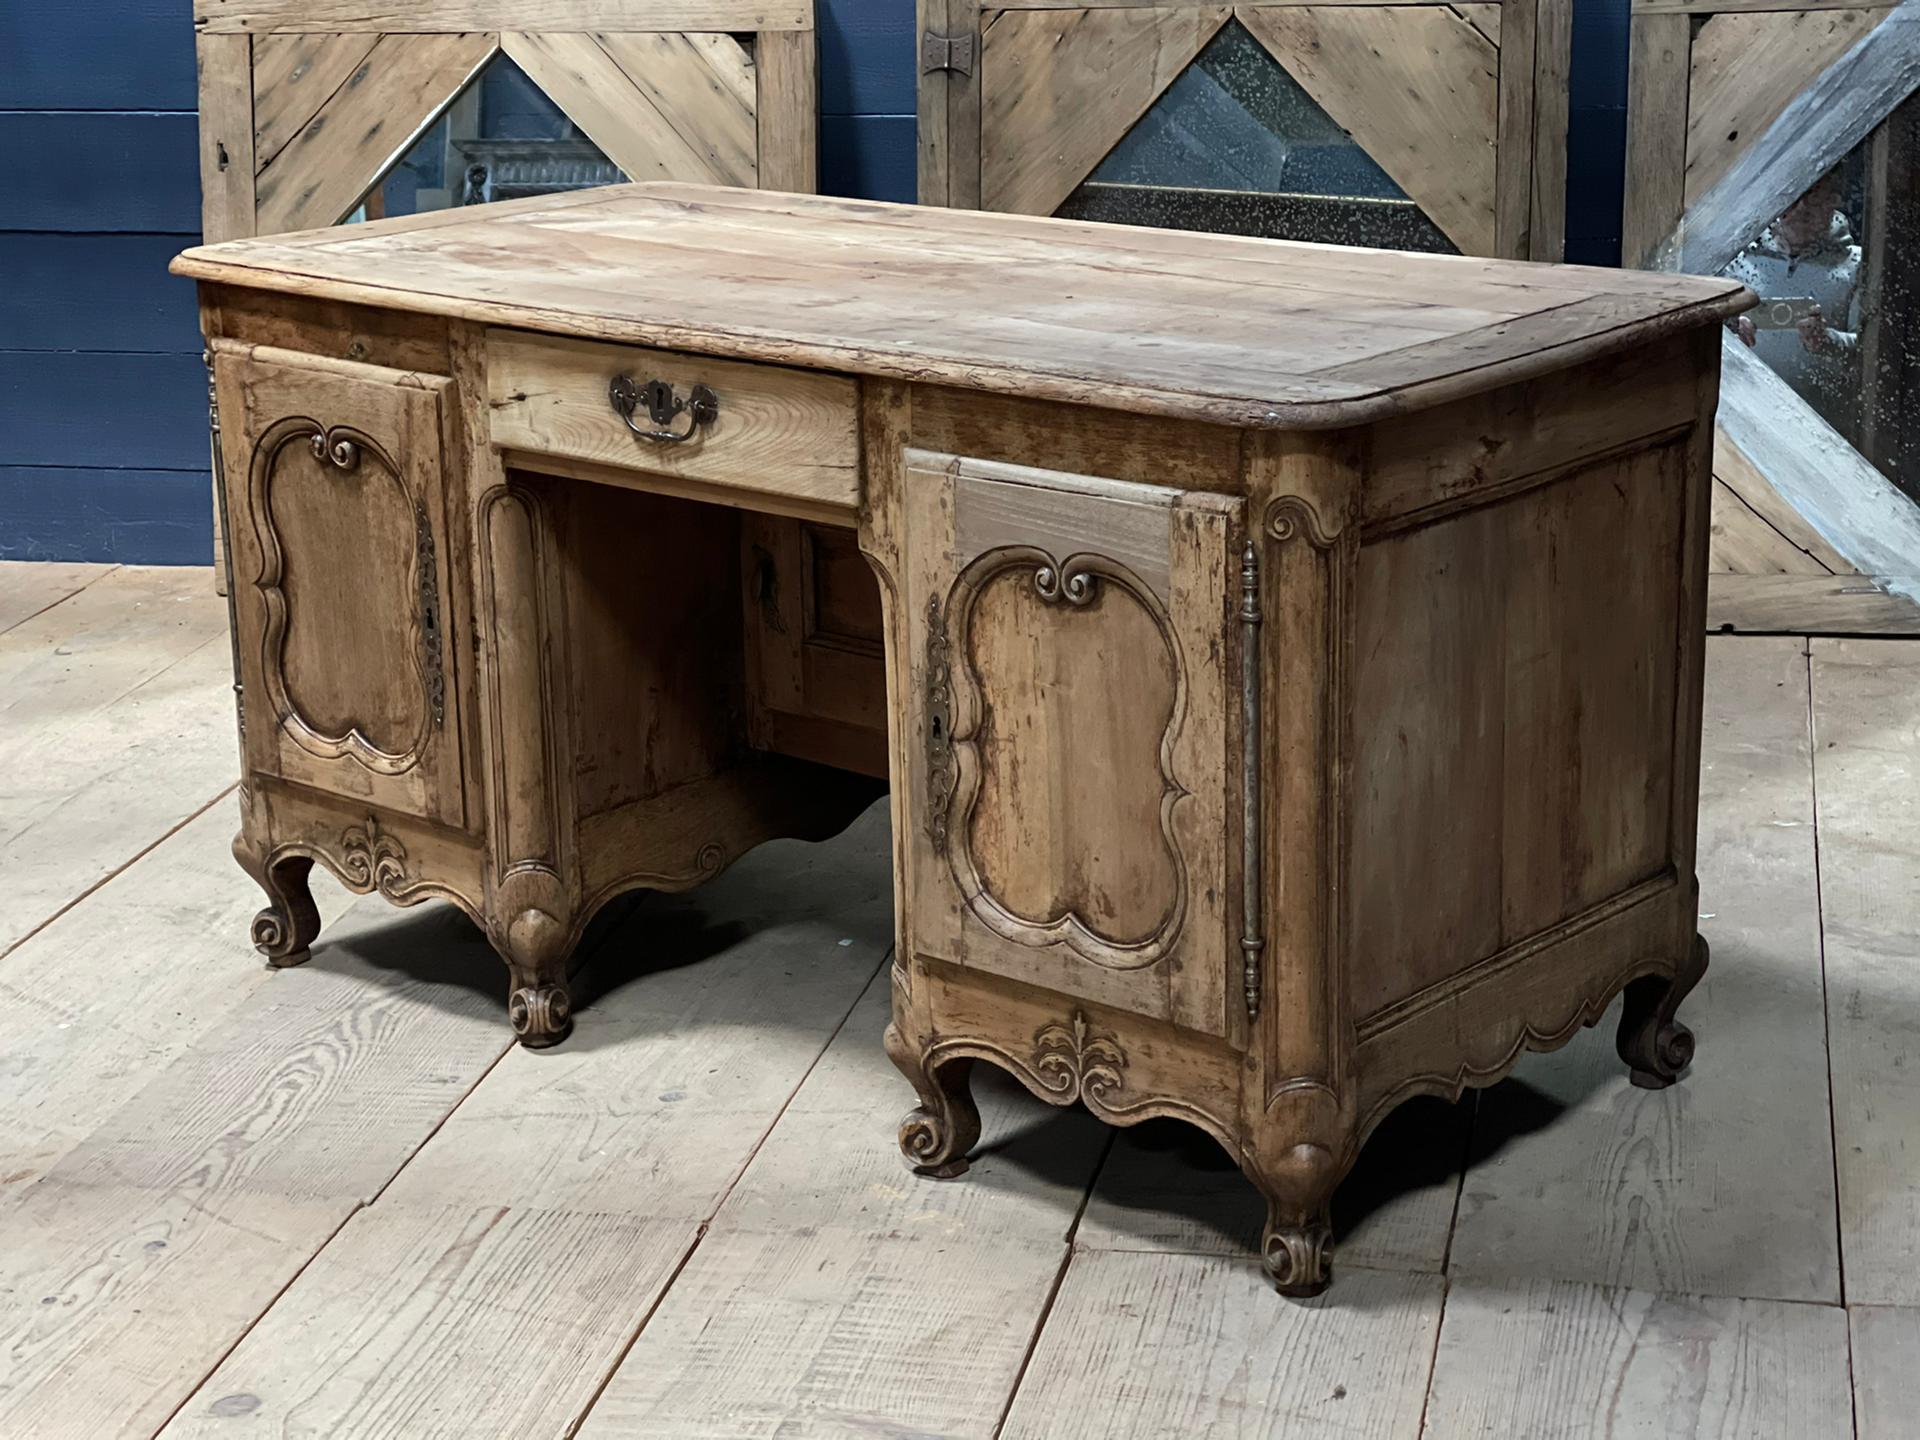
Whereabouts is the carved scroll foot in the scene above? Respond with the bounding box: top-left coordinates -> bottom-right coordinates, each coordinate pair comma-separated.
239,852 -> 322,969
1618,933 -> 1709,1090
500,906 -> 574,1050
507,977 -> 573,1050
1263,1209 -> 1334,1298
885,1022 -> 980,1179
1249,1140 -> 1343,1298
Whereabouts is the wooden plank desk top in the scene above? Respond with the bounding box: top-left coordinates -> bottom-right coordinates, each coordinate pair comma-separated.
174,183 -> 1752,431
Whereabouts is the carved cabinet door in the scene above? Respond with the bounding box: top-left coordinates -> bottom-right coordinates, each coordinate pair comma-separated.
903,451 -> 1245,1039
214,348 -> 466,829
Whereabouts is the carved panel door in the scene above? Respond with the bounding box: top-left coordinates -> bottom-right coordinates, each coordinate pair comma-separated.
902,452 -> 1245,1039
214,348 -> 467,829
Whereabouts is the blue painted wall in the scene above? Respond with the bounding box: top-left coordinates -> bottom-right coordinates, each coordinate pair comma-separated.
1,0 -> 1628,563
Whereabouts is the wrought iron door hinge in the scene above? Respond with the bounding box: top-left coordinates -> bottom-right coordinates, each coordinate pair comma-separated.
921,30 -> 976,77
1239,539 -> 1264,1021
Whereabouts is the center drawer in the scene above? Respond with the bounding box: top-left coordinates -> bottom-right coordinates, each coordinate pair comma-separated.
485,330 -> 861,518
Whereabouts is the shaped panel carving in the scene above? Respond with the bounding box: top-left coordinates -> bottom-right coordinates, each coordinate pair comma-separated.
249,416 -> 440,774
943,546 -> 1191,969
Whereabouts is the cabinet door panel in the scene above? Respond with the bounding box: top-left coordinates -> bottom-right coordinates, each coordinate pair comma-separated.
216,348 -> 465,828
904,452 -> 1243,1038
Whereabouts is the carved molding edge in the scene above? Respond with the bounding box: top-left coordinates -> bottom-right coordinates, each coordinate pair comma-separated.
248,415 -> 440,774
941,545 -> 1194,971
1239,538 -> 1263,1021
924,594 -> 955,856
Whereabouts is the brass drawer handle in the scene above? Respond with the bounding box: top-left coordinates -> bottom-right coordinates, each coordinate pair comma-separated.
608,374 -> 719,444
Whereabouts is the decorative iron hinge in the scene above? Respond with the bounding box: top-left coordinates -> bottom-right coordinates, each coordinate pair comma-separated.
416,504 -> 445,729
1239,539 -> 1264,1021
925,595 -> 955,855
921,30 -> 976,77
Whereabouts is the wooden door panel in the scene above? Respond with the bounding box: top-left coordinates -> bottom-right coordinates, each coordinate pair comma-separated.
1236,4 -> 1500,256
980,7 -> 1229,215
216,349 -> 465,828
903,452 -> 1242,1039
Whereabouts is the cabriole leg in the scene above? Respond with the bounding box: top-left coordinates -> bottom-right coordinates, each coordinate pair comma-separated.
1617,932 -> 1710,1089
235,846 -> 322,968
885,1021 -> 981,1179
1247,1139 -> 1347,1298
498,905 -> 574,1050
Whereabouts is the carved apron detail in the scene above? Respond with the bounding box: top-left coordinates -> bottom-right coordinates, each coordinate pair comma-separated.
1033,1010 -> 1128,1103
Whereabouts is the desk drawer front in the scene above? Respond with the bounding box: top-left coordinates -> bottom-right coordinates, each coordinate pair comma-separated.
486,331 -> 860,516
903,452 -> 1244,1040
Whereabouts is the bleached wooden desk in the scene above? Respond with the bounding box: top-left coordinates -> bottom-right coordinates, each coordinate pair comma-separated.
173,184 -> 1750,1294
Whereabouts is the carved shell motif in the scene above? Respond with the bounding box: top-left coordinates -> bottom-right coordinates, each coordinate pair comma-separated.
1033,1010 -> 1127,1104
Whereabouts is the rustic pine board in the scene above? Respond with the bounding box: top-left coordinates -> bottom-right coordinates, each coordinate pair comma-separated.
0,1179 -> 356,1438
712,974 -> 1112,1244
577,1224 -> 1068,1438
1002,1253 -> 1443,1438
1449,638 -> 1842,1302
1423,1279 -> 1854,1436
1852,1305 -> 1920,1440
0,561 -> 105,636
0,807 -> 353,1199
378,806 -> 893,1215
157,1204 -> 692,1438
1075,1095 -> 1469,1274
44,898 -> 510,1200
1810,639 -> 1920,1305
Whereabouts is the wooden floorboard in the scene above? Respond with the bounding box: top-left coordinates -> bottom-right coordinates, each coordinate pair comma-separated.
3,579 -> 1915,1436
0,804 -> 351,1201
1448,637 -> 1841,1303
1851,1304 -> 1920,1440
1810,638 -> 1920,1306
578,1224 -> 1069,1438
0,560 -> 111,636
1423,1279 -> 1855,1438
157,1204 -> 692,1439
1002,1253 -> 1444,1439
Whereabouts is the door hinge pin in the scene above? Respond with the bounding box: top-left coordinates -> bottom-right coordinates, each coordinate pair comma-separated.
921,30 -> 975,77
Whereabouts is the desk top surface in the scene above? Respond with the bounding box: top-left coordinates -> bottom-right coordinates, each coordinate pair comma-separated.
175,183 -> 1751,430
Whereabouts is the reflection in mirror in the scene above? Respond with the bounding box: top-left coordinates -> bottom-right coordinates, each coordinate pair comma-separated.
1053,20 -> 1455,253
1722,92 -> 1920,505
344,55 -> 624,224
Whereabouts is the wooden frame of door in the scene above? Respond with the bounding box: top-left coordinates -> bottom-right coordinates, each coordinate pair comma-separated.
916,0 -> 1572,261
1623,0 -> 1920,633
193,0 -> 819,588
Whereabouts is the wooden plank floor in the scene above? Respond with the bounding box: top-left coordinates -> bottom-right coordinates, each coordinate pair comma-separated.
1,561 -> 1914,1438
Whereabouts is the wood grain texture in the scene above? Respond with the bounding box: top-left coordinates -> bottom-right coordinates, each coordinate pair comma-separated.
1852,1305 -> 1920,1440
253,32 -> 498,236
1529,0 -> 1572,259
755,29 -> 818,191
158,1204 -> 691,1439
577,1225 -> 1067,1438
0,806 -> 348,1201
1657,7 -> 1920,276
378,805 -> 892,1214
716,976 -> 1110,1243
44,897 -> 507,1202
197,33 -> 257,244
1710,479 -> 1829,575
0,1179 -> 355,1439
486,329 -> 860,512
1685,8 -> 1890,208
1810,640 -> 1920,1304
980,7 -> 1229,215
1075,1099 -> 1469,1274
195,0 -> 813,30
250,32 -> 381,172
0,561 -> 104,636
175,184 -> 1751,431
1424,1279 -> 1854,1438
1449,638 -> 1841,1302
1713,426 -> 1854,575
1707,574 -> 1920,633
1240,4 -> 1500,255
501,32 -> 757,186
1623,12 -> 1691,267
1001,1254 -> 1444,1438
